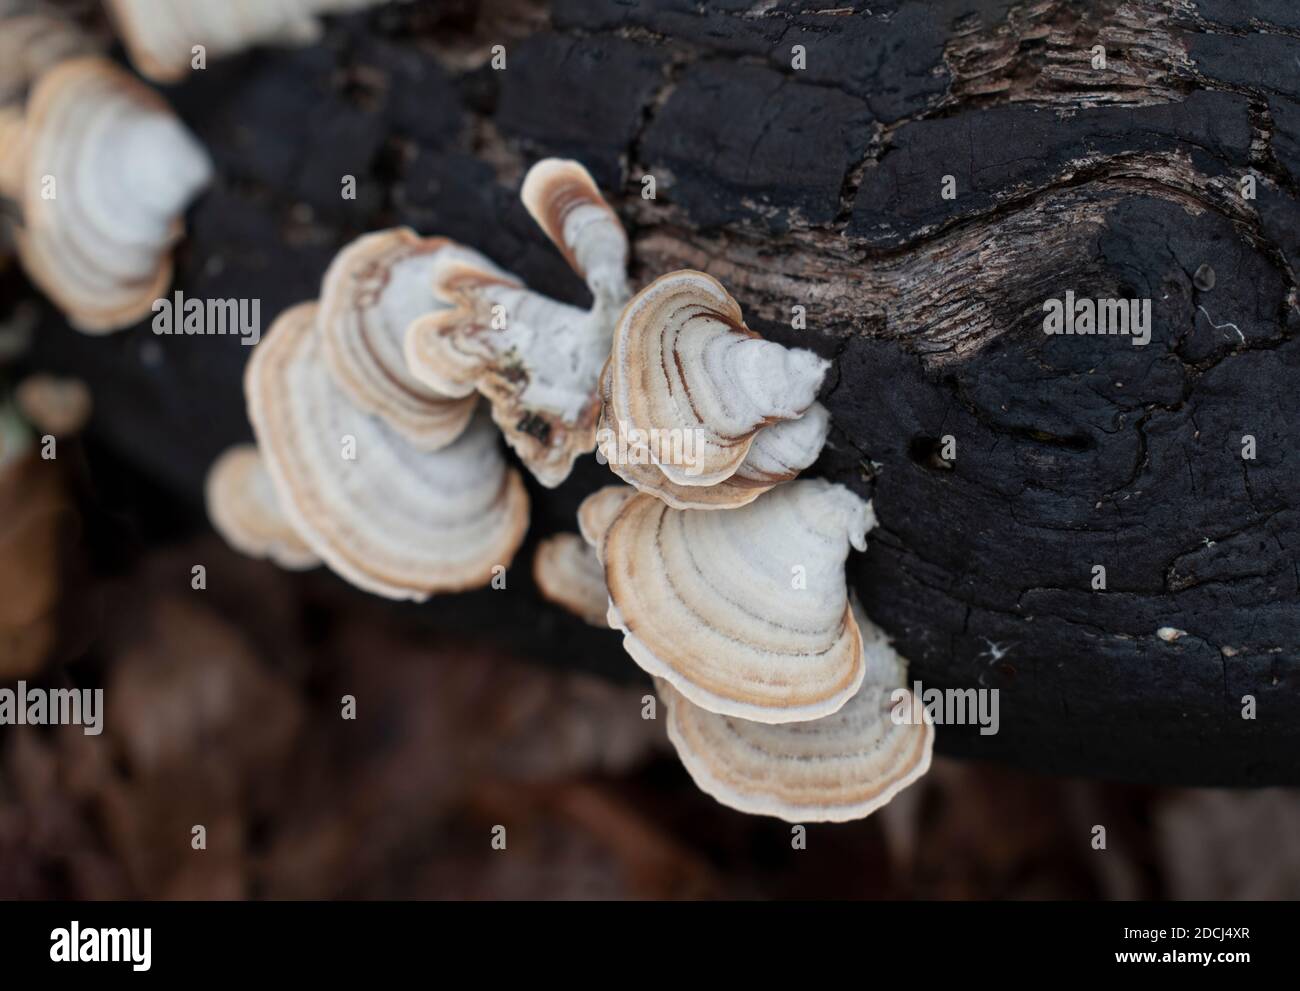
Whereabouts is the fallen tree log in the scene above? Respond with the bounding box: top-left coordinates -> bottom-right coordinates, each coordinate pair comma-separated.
17,0 -> 1300,784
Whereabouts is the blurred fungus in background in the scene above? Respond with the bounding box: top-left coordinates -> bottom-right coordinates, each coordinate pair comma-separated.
0,407 -> 69,683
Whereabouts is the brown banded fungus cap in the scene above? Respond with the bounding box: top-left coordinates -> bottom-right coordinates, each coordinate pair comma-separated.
577,483 -> 636,556
658,602 -> 934,823
319,228 -> 484,451
9,56 -> 211,332
404,158 -> 630,488
204,444 -> 320,571
0,12 -> 101,106
604,478 -> 876,723
246,301 -> 530,600
533,532 -> 609,628
569,483 -> 638,628
602,270 -> 830,490
106,0 -> 391,83
0,10 -> 102,249
597,359 -> 830,510
520,158 -> 629,308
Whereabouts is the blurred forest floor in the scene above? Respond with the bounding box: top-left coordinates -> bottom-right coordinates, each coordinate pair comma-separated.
2,418 -> 1299,900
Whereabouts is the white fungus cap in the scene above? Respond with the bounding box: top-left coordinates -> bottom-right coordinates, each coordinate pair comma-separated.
11,57 -> 211,333
246,301 -> 530,601
204,444 -> 320,571
602,269 -> 830,492
603,478 -> 876,723
0,13 -> 101,106
597,356 -> 831,510
106,0 -> 394,83
533,532 -> 610,628
659,601 -> 934,823
319,228 -> 486,451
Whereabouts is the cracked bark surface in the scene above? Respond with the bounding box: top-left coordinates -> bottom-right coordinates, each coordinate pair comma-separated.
17,0 -> 1299,784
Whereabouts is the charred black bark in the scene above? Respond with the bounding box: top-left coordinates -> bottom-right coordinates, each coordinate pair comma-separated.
18,0 -> 1300,784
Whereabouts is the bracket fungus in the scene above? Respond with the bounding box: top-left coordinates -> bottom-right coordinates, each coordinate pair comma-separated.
560,483 -> 639,628
246,301 -> 529,601
535,483 -> 638,628
319,228 -> 485,451
599,358 -> 830,509
577,483 -> 636,556
658,605 -> 934,823
601,270 -> 830,490
603,478 -> 876,724
405,158 -> 630,487
0,12 -> 101,106
106,0 -> 392,83
4,56 -> 211,332
533,533 -> 609,628
581,481 -> 929,820
204,444 -> 320,571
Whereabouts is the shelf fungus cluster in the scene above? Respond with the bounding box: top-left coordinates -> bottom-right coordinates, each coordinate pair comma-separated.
194,151 -> 931,823
406,158 -> 630,488
575,271 -> 933,822
578,479 -> 933,823
107,0 -> 394,83
658,602 -> 934,824
0,54 -> 211,331
209,157 -> 629,593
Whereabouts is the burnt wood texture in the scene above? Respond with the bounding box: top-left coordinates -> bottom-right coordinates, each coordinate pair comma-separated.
18,0 -> 1300,784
